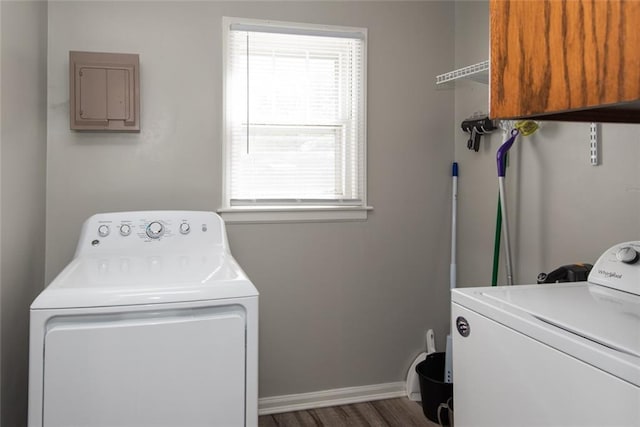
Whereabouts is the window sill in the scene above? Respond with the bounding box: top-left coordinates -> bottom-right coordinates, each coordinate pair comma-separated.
218,206 -> 373,223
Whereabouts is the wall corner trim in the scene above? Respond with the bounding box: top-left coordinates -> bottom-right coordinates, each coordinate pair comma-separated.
258,382 -> 405,415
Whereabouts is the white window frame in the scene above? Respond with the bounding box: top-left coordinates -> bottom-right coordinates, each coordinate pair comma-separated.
219,17 -> 371,223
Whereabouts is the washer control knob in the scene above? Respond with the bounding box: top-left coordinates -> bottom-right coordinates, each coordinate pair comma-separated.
98,225 -> 110,237
146,221 -> 164,239
616,246 -> 639,264
120,224 -> 132,236
179,222 -> 191,235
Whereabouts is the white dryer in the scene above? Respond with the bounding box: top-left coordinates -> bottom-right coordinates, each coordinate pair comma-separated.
28,211 -> 258,427
452,241 -> 640,427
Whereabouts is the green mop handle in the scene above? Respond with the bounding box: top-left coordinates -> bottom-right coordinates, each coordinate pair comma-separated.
491,131 -> 515,286
491,193 -> 502,287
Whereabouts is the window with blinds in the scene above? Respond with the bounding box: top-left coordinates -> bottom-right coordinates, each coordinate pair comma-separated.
222,18 -> 367,219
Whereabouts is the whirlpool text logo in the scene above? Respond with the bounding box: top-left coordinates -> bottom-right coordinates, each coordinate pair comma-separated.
598,269 -> 622,279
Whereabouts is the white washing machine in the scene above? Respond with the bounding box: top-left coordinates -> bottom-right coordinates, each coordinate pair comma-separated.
452,241 -> 640,427
28,211 -> 258,427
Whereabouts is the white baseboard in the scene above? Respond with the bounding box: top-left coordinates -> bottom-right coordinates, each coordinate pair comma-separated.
258,382 -> 406,415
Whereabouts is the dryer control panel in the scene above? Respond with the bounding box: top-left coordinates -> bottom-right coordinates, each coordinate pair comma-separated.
589,241 -> 640,296
75,211 -> 229,256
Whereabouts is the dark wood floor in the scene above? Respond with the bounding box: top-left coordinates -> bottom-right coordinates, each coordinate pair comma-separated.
259,397 -> 439,427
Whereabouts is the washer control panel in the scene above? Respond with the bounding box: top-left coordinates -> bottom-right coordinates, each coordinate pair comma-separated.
94,219 -> 177,242
589,241 -> 640,295
79,211 -> 227,254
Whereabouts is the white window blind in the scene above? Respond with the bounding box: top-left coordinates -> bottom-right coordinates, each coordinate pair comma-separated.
223,19 -> 367,210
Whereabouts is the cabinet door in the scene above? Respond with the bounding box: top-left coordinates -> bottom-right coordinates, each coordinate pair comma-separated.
490,0 -> 640,122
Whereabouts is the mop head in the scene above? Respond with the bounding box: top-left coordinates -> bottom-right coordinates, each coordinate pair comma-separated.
514,120 -> 539,136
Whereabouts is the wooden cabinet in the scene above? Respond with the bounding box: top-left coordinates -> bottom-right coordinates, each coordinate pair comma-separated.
490,0 -> 640,123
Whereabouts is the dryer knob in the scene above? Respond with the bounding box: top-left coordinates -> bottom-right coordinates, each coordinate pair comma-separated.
179,222 -> 191,235
146,221 -> 164,239
120,224 -> 131,236
616,246 -> 639,264
98,225 -> 110,237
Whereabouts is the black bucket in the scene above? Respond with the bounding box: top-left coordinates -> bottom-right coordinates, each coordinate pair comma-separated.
416,352 -> 453,425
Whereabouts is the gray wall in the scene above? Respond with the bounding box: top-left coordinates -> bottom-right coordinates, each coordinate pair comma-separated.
453,0 -> 640,288
46,1 -> 455,397
1,1 -> 48,425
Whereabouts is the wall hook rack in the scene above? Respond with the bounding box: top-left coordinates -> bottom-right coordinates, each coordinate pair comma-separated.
461,115 -> 496,152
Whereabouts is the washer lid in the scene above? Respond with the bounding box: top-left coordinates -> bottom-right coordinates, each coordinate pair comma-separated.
480,283 -> 640,357
31,252 -> 258,309
453,282 -> 640,386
